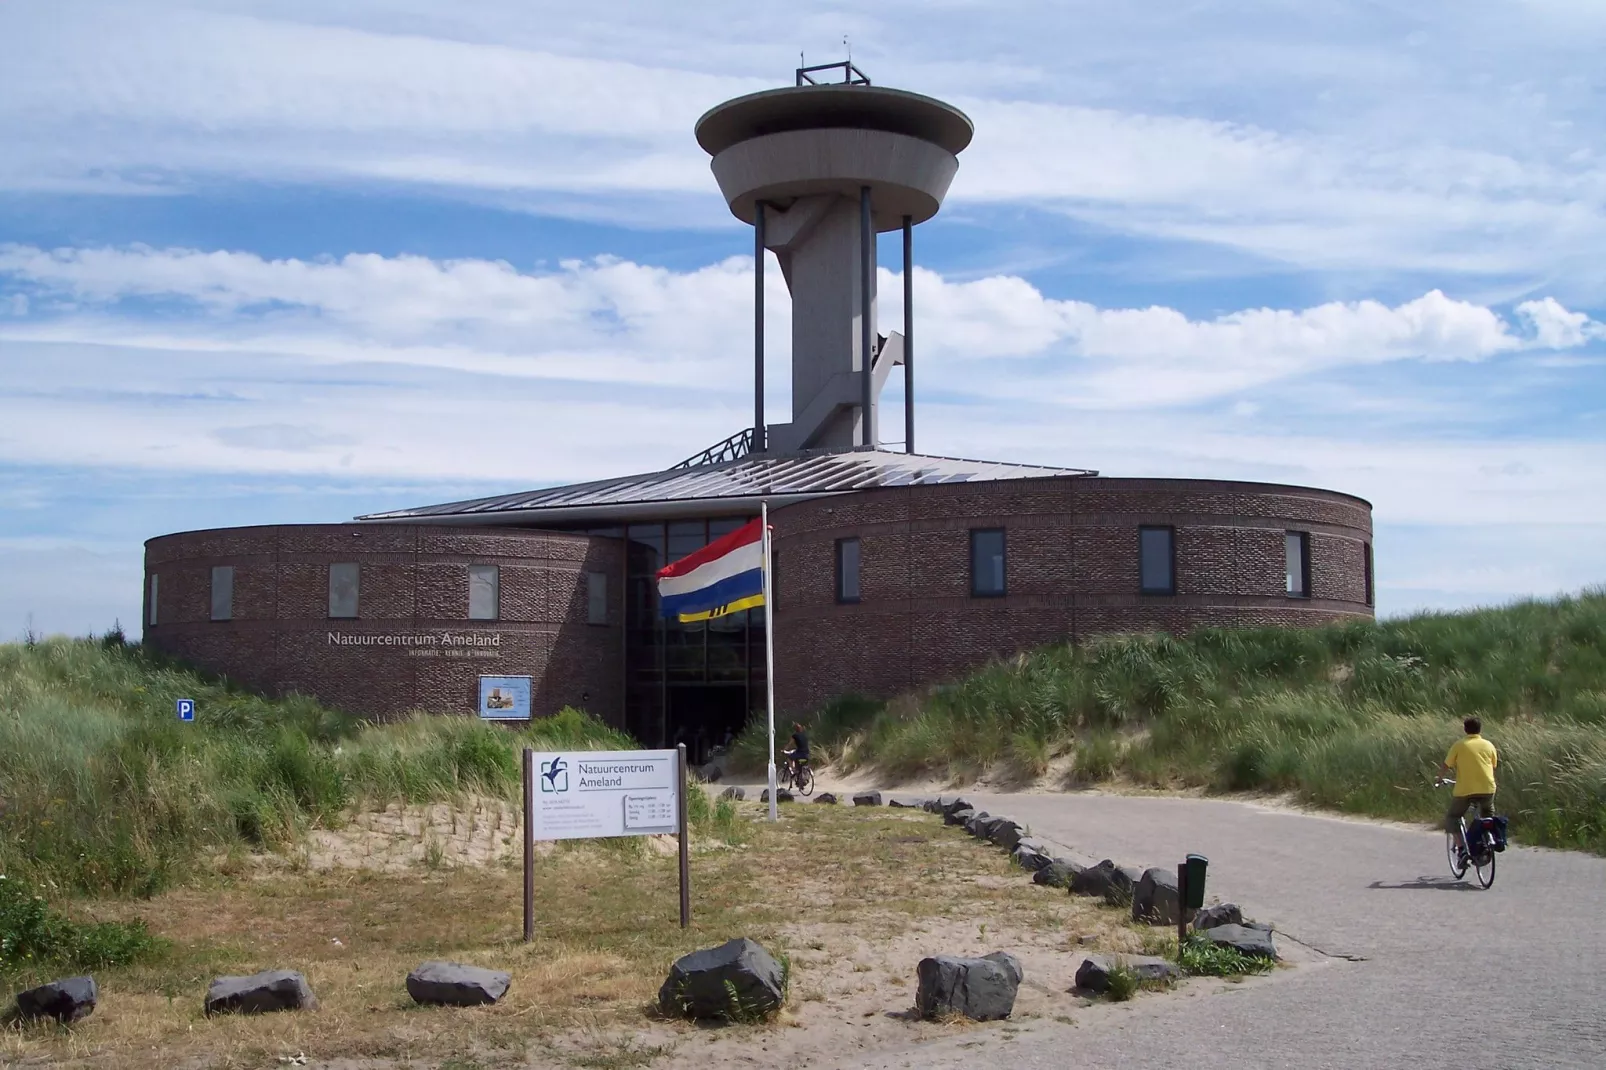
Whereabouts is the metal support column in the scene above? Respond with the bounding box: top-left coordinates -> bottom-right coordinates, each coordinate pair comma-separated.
902,214 -> 913,455
860,186 -> 874,448
754,201 -> 766,453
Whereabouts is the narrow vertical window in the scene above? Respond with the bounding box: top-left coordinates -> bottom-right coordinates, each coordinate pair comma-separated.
1285,532 -> 1310,598
148,574 -> 159,626
468,564 -> 499,620
835,537 -> 861,603
970,528 -> 1006,597
1139,526 -> 1175,595
587,571 -> 608,625
1364,542 -> 1374,607
210,565 -> 234,621
329,562 -> 360,618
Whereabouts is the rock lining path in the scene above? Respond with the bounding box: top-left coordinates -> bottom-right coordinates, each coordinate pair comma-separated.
833,791 -> 1606,1070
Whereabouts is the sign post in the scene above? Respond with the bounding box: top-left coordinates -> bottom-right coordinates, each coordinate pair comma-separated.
522,746 -> 690,939
762,500 -> 778,823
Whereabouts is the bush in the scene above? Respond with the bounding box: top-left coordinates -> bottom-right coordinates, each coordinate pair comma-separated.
1179,931 -> 1273,978
1103,961 -> 1139,1001
0,874 -> 164,979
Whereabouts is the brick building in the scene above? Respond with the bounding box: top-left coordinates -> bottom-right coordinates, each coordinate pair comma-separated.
141,70 -> 1375,757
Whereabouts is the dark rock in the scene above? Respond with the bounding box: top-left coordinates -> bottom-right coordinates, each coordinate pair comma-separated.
719,786 -> 746,801
852,791 -> 883,807
759,788 -> 794,803
699,764 -> 723,783
940,796 -> 974,817
888,795 -> 930,809
814,792 -> 838,805
658,938 -> 785,1021
1132,867 -> 1193,926
1069,859 -> 1125,897
1200,924 -> 1279,960
13,976 -> 97,1024
915,952 -> 1023,1021
205,970 -> 318,1015
1012,844 -> 1053,871
1102,866 -> 1144,906
922,798 -> 945,814
987,819 -> 1026,851
1193,903 -> 1243,930
1074,955 -> 1180,993
945,808 -> 976,827
963,812 -> 995,837
405,961 -> 511,1006
1032,860 -> 1085,888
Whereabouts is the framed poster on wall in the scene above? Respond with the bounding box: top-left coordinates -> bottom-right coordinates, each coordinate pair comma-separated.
478,675 -> 532,720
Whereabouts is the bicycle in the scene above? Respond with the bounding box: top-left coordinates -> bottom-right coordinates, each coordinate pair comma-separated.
1435,777 -> 1501,889
777,757 -> 815,797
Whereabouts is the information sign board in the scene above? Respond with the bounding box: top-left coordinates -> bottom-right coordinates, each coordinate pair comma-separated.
527,749 -> 679,840
478,675 -> 532,720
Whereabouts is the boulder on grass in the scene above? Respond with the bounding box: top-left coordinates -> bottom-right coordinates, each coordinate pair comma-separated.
759,788 -> 794,803
1102,866 -> 1144,906
852,791 -> 884,807
1012,844 -> 1054,872
1193,903 -> 1242,930
914,952 -> 1022,1021
699,764 -> 723,783
1200,924 -> 1279,960
814,792 -> 839,805
987,819 -> 1026,852
205,970 -> 318,1016
719,786 -> 746,802
1069,859 -> 1125,897
888,795 -> 929,809
406,961 -> 510,1007
12,976 -> 97,1024
945,808 -> 976,827
941,796 -> 974,817
1032,860 -> 1085,888
1132,867 -> 1192,926
963,812 -> 995,837
658,938 -> 785,1022
1074,955 -> 1179,993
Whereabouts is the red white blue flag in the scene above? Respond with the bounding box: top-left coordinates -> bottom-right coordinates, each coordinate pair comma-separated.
656,518 -> 766,623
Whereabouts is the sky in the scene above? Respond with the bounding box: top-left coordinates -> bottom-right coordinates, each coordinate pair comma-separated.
2,0 -> 1605,638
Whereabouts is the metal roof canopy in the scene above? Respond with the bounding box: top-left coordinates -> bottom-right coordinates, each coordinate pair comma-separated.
355,447 -> 1095,527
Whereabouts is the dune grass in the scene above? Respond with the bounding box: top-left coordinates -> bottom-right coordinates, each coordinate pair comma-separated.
735,590 -> 1606,854
0,634 -> 634,898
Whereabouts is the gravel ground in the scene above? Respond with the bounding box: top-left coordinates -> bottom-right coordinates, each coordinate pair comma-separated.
829,791 -> 1606,1070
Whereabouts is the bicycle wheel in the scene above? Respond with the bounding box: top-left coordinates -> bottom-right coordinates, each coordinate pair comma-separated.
1474,848 -> 1496,889
797,765 -> 815,796
1446,831 -> 1468,880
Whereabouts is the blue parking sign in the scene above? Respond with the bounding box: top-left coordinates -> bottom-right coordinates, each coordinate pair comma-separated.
176,698 -> 195,722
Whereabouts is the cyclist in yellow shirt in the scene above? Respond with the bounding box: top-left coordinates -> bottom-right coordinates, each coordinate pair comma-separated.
1440,716 -> 1498,854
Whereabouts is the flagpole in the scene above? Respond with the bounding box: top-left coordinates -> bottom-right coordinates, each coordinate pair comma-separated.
763,500 -> 778,823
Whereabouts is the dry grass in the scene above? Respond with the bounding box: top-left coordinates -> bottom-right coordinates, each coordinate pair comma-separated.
4,802 -> 1163,1069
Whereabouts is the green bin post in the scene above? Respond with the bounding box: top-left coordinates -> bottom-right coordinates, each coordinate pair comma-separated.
1177,854 -> 1208,953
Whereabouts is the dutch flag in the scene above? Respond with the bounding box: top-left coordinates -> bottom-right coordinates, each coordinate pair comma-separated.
656,518 -> 766,623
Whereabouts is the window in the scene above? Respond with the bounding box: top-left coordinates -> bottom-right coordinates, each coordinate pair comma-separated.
1285,532 -> 1310,598
328,562 -> 360,618
148,574 -> 159,626
587,571 -> 608,625
835,538 -> 861,603
1138,526 -> 1175,595
210,565 -> 234,621
1364,542 -> 1374,607
468,564 -> 499,620
970,529 -> 1006,597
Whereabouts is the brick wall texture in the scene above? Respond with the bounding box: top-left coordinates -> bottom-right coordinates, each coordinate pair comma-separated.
768,475 -> 1374,717
144,525 -> 624,724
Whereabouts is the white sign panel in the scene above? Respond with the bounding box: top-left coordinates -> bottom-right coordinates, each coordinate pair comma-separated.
528,749 -> 679,840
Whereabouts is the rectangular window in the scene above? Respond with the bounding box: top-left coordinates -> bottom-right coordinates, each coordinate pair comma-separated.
1138,526 -> 1175,595
970,528 -> 1006,597
328,562 -> 360,618
148,574 -> 159,626
587,571 -> 608,625
1285,532 -> 1310,598
468,564 -> 499,620
835,537 -> 861,603
1364,542 -> 1374,607
210,565 -> 234,621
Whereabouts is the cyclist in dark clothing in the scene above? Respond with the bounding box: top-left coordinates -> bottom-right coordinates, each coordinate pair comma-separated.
782,722 -> 810,782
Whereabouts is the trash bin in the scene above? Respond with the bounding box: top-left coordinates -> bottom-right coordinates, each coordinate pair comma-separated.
1183,853 -> 1209,910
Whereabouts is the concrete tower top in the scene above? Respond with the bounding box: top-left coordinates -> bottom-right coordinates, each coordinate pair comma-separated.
695,84 -> 974,229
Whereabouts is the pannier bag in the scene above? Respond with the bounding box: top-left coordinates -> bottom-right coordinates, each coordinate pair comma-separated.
1486,815 -> 1509,852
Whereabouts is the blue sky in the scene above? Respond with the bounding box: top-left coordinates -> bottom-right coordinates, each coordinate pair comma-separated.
3,0 -> 1605,638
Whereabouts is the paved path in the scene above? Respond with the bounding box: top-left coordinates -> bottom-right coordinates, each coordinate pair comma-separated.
835,792 -> 1606,1070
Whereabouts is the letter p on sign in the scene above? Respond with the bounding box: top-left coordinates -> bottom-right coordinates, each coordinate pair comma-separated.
176,698 -> 195,722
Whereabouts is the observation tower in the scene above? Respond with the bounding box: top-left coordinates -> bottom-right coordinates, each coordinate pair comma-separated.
695,62 -> 973,454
